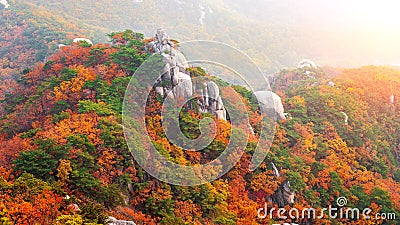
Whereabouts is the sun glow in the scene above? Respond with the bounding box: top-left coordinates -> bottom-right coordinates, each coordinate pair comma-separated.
346,0 -> 400,30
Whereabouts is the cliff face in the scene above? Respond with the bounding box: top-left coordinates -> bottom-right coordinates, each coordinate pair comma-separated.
146,28 -> 227,120
145,28 -> 287,122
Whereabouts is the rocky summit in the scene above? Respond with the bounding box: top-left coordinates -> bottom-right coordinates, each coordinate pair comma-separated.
146,28 -> 228,120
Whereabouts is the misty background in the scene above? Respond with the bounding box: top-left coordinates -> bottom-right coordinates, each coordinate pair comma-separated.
10,0 -> 400,73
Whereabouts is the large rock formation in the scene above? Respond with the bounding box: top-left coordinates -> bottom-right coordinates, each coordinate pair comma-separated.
254,91 -> 286,120
73,38 -> 93,46
196,81 -> 227,120
268,163 -> 295,207
146,28 -> 227,120
145,28 -> 287,122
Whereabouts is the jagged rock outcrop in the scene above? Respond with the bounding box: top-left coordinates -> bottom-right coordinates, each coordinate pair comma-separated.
147,28 -> 191,101
268,163 -> 295,207
146,28 -> 227,120
145,28 -> 287,122
196,81 -> 226,120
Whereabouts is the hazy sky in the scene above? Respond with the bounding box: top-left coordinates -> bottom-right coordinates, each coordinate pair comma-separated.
20,0 -> 400,67
305,1 -> 400,64
225,0 -> 400,65
300,1 -> 400,30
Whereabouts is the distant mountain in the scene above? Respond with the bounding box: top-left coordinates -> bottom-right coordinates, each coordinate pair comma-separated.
0,2 -> 399,224
9,0 -> 302,73
0,29 -> 399,224
13,0 -> 400,74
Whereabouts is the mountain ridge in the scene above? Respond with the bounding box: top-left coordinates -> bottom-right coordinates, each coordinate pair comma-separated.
0,28 -> 398,224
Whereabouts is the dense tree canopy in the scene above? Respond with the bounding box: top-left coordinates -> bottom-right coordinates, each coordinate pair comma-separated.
0,29 -> 398,224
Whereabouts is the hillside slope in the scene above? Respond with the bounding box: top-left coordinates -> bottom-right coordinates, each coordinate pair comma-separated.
7,0 -> 310,73
16,0 -> 400,73
0,1 -> 104,103
0,30 -> 399,224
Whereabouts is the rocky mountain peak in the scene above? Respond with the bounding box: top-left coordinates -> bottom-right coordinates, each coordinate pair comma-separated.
146,28 -> 227,120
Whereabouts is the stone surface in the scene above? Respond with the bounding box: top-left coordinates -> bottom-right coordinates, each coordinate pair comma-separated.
108,217 -> 136,225
146,28 -> 227,120
268,163 -> 295,207
174,74 -> 193,100
146,29 -> 286,122
147,28 -> 175,54
194,81 -> 227,120
175,51 -> 189,69
155,87 -> 164,96
254,91 -> 286,120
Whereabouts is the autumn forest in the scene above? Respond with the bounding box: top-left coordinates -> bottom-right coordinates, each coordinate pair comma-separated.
0,1 -> 400,225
